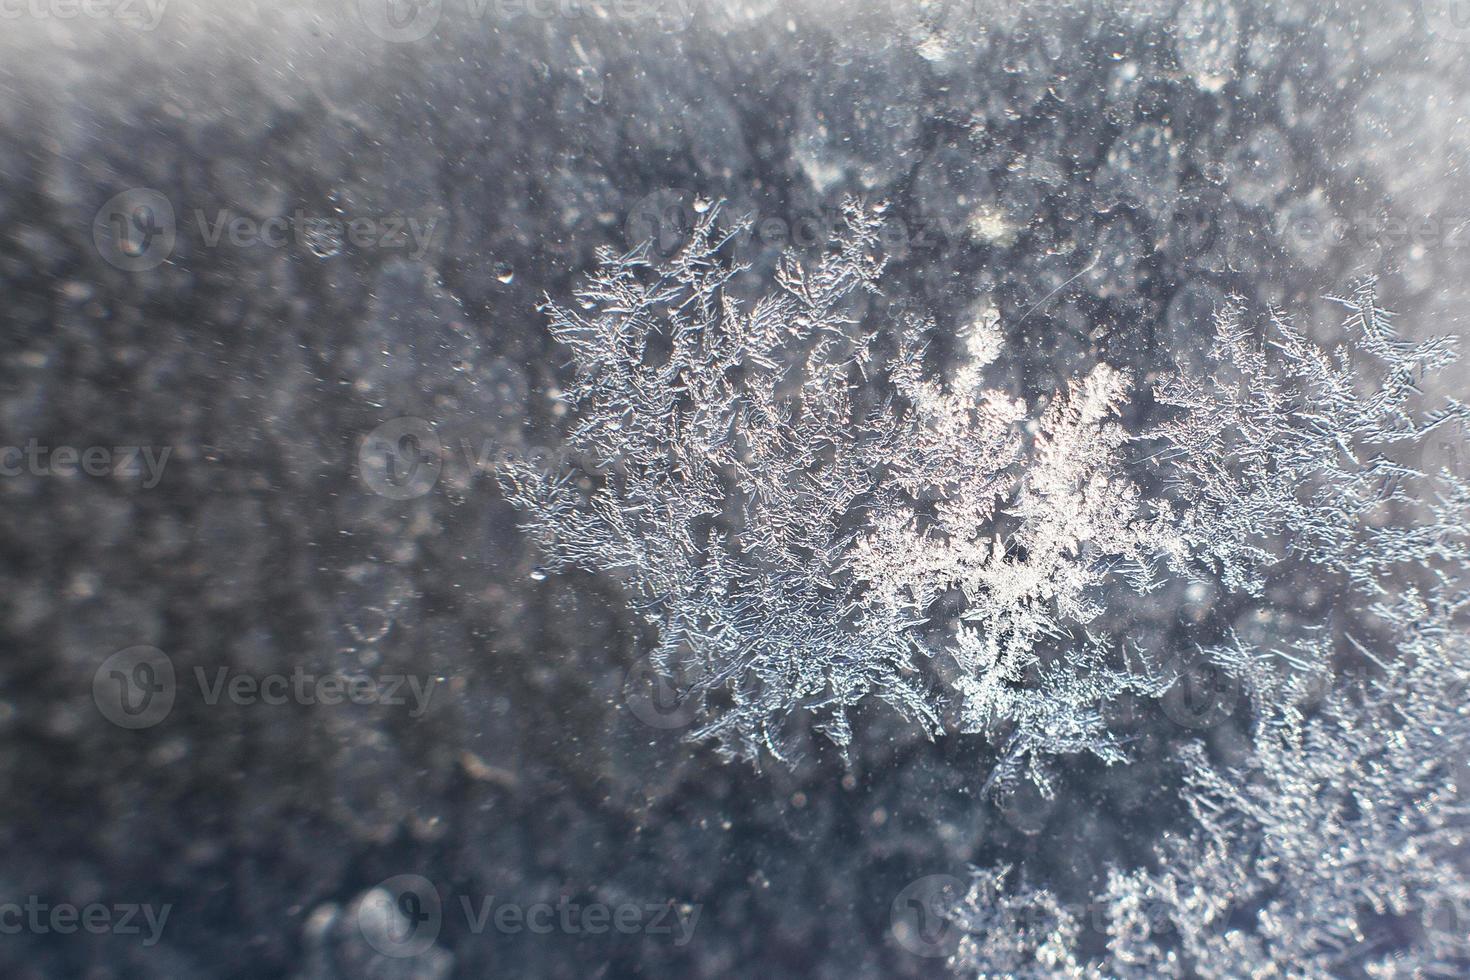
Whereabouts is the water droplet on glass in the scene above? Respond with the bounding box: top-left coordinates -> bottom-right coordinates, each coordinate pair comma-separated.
303,224 -> 343,259
575,65 -> 604,105
347,605 -> 393,644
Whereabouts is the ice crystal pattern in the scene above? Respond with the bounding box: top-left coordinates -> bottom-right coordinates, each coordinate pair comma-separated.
948,583 -> 1470,977
943,292 -> 1470,973
502,201 -> 1469,818
501,200 -> 965,761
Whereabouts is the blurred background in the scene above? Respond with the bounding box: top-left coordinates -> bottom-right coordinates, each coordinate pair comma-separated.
1,0 -> 1468,975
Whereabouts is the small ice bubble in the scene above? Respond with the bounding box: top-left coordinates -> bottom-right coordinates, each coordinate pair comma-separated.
575,65 -> 604,105
347,605 -> 392,644
303,224 -> 342,259
494,262 -> 515,284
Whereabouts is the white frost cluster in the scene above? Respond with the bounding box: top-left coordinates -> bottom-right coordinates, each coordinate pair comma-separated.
505,199 -> 1462,757
501,200 -> 950,761
943,288 -> 1470,976
950,582 -> 1470,977
506,199 -> 1470,971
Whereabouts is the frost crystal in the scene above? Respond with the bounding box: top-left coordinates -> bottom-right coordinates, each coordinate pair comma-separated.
951,586 -> 1470,977
1154,281 -> 1470,596
511,196 -> 1470,972
505,198 -> 1181,771
853,355 -> 1182,793
945,284 -> 1470,976
500,200 -> 960,761
506,203 -> 1467,833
